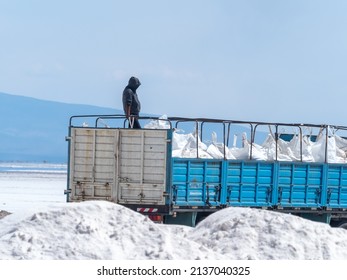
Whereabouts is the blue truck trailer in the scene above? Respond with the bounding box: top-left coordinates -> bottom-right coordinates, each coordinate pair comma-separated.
65,115 -> 347,227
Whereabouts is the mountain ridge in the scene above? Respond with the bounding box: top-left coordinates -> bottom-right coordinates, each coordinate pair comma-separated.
0,92 -> 120,162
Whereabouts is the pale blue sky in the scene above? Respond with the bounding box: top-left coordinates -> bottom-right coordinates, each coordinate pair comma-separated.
1,0 -> 347,124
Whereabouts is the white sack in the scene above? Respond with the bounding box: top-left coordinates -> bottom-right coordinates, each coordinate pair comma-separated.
144,115 -> 170,129
228,133 -> 250,160
206,144 -> 224,159
206,132 -> 229,159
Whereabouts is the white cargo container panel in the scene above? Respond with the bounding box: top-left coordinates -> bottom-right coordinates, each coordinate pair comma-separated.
68,127 -> 169,206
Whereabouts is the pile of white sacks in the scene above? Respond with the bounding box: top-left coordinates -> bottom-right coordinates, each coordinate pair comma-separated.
145,116 -> 347,163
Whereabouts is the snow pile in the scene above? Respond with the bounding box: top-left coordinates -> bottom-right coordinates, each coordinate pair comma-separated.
192,207 -> 347,260
144,117 -> 347,163
0,201 -> 218,260
1,201 -> 347,260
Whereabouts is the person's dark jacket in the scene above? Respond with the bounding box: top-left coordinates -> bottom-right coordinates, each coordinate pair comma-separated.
122,77 -> 141,116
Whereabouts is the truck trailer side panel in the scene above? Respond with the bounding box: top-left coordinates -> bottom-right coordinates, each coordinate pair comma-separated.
171,159 -> 347,210
68,127 -> 170,208
117,129 -> 168,205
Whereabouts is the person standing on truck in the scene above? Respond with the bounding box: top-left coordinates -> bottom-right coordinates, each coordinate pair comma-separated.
122,76 -> 142,128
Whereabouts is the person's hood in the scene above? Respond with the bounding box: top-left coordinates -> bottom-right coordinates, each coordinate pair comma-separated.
128,76 -> 141,91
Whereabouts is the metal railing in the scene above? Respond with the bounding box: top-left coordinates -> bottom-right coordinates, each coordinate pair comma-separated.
68,114 -> 347,163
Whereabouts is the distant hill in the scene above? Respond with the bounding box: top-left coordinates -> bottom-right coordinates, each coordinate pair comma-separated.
0,92 -> 119,162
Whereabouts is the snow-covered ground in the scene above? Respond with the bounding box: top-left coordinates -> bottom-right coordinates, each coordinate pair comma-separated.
0,162 -> 66,214
1,162 -> 347,260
